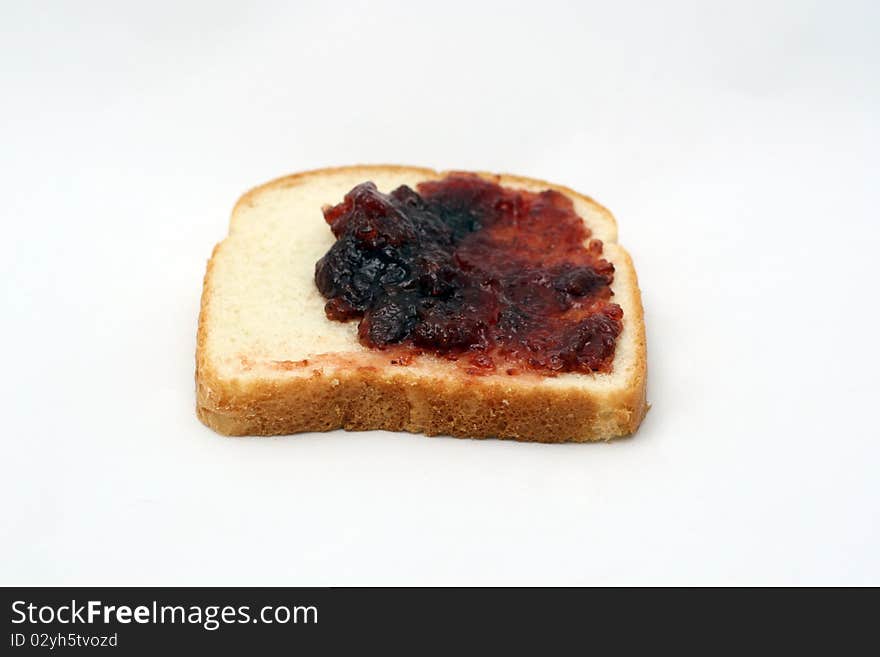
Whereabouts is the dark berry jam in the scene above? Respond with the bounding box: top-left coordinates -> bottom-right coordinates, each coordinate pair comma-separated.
314,173 -> 622,375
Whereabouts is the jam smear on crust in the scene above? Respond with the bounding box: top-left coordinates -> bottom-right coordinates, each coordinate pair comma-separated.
314,173 -> 622,375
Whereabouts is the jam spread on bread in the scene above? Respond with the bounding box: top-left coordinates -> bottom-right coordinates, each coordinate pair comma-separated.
315,173 -> 622,374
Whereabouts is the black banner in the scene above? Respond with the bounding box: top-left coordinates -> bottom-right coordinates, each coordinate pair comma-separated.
1,587 -> 873,652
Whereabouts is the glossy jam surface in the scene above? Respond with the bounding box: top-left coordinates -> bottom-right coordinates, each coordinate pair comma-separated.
314,174 -> 622,374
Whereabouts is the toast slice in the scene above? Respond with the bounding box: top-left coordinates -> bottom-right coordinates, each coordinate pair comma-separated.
196,165 -> 647,442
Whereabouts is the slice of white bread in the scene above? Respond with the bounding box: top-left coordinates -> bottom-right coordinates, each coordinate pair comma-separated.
196,165 -> 647,442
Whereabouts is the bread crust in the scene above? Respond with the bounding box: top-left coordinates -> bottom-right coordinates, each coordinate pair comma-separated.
196,165 -> 647,442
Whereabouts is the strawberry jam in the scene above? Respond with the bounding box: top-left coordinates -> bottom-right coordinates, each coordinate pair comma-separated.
314,173 -> 622,374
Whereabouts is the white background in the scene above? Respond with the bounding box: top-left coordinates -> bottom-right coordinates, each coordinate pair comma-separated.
2,0 -> 878,585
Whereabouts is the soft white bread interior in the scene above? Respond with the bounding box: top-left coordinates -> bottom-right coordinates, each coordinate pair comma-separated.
196,165 -> 647,442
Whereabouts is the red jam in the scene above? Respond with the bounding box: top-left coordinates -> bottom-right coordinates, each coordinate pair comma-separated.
314,173 -> 622,375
